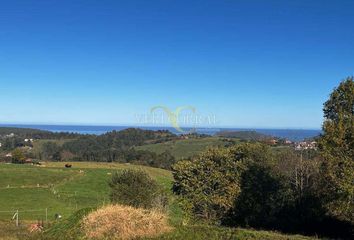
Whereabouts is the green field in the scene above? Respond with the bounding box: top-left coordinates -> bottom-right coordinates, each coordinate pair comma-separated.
0,162 -> 318,240
0,162 -> 171,222
136,137 -> 229,159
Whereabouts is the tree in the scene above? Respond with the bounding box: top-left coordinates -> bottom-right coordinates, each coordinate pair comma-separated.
226,165 -> 290,228
172,144 -> 273,223
2,136 -> 24,151
11,148 -> 25,164
153,151 -> 176,169
275,148 -> 320,199
318,77 -> 354,222
109,169 -> 166,209
41,142 -> 62,161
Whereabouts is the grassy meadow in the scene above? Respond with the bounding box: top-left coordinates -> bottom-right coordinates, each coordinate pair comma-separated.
136,137 -> 229,159
0,162 -> 171,221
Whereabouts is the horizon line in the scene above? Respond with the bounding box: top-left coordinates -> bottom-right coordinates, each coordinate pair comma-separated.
0,122 -> 322,131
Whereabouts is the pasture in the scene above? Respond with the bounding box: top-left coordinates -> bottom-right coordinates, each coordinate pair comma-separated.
136,137 -> 229,159
0,162 -> 171,222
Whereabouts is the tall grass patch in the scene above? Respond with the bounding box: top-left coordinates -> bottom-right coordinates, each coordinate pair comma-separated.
82,204 -> 171,240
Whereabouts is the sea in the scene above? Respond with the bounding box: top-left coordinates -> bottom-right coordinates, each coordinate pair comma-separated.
0,124 -> 321,142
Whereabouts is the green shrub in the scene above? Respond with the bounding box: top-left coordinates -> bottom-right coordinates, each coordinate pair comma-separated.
11,148 -> 25,164
172,147 -> 246,223
109,169 -> 167,209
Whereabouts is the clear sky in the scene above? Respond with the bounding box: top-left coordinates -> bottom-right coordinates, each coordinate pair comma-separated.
0,0 -> 353,129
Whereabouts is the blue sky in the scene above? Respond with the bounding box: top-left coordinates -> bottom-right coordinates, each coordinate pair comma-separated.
0,0 -> 353,129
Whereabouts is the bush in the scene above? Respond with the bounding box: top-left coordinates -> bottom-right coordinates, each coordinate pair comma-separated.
109,169 -> 167,209
11,148 -> 25,163
172,143 -> 275,223
172,147 -> 246,223
82,204 -> 171,240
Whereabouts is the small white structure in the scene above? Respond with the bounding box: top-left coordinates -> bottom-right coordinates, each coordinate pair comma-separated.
6,133 -> 15,138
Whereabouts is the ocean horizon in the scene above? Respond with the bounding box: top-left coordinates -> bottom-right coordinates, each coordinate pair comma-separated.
0,124 -> 321,142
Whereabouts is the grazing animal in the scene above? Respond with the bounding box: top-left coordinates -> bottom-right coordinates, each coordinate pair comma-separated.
65,164 -> 72,168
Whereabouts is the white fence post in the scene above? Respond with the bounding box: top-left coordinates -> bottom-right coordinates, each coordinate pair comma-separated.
45,208 -> 48,225
16,210 -> 19,227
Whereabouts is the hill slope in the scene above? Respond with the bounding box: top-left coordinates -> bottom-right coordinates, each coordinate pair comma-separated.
216,130 -> 272,141
136,137 -> 229,160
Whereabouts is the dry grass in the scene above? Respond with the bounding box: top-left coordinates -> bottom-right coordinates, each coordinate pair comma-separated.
82,205 -> 172,240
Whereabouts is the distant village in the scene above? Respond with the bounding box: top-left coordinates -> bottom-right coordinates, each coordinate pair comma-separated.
293,140 -> 318,151
263,137 -> 317,150
0,132 -> 35,163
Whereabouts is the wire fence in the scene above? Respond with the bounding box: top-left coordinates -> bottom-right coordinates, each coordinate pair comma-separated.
0,192 -> 108,229
0,184 -> 109,231
0,208 -> 48,229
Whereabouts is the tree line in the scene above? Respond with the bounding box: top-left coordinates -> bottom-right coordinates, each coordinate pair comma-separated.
33,128 -> 177,169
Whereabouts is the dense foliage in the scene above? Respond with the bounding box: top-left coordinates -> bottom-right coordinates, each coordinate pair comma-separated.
318,77 -> 354,223
11,148 -> 25,164
56,129 -> 177,169
109,169 -> 167,209
1,128 -> 177,169
0,135 -> 32,151
228,165 -> 290,228
172,144 -> 273,223
174,143 -> 353,238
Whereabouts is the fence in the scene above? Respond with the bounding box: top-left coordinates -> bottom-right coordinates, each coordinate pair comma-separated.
0,187 -> 109,231
0,208 -> 48,228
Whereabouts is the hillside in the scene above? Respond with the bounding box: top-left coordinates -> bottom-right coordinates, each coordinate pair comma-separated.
0,127 -> 179,169
0,127 -> 50,137
0,162 -> 171,220
136,137 -> 229,159
216,130 -> 273,141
